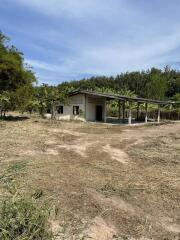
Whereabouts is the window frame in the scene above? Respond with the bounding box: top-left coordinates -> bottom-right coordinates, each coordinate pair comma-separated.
73,106 -> 80,115
57,105 -> 64,114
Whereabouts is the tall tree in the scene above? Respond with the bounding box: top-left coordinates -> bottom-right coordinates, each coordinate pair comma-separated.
0,31 -> 36,115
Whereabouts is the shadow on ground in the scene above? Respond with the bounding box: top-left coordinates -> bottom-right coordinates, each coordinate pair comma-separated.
0,115 -> 29,121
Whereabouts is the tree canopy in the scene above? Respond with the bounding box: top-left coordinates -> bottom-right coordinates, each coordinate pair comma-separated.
0,31 -> 36,116
57,67 -> 180,101
0,32 -> 36,92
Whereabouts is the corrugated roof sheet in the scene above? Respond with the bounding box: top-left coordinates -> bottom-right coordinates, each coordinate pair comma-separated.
69,90 -> 172,105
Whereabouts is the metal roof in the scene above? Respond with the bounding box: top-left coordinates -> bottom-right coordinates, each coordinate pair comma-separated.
69,90 -> 172,105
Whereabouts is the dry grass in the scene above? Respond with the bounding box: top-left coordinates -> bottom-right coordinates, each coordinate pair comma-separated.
0,113 -> 180,240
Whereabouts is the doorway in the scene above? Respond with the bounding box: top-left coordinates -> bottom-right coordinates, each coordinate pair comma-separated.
96,105 -> 103,121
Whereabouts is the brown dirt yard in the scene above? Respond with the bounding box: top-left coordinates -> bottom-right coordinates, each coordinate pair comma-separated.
0,114 -> 180,240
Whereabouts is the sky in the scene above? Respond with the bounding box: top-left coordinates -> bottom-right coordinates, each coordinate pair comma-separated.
1,0 -> 180,85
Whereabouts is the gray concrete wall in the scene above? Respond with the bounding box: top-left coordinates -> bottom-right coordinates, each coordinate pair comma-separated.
55,94 -> 86,121
86,95 -> 106,122
44,93 -> 106,122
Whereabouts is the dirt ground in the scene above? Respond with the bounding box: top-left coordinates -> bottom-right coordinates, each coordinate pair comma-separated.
0,114 -> 180,240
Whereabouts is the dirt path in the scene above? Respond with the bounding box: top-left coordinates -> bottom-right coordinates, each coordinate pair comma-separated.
0,117 -> 179,239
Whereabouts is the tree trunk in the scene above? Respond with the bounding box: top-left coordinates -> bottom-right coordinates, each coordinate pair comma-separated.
51,101 -> 56,119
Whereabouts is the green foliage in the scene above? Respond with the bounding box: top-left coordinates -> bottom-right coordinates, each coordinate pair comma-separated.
172,93 -> 180,102
0,92 -> 11,117
144,68 -> 168,99
7,161 -> 26,173
172,93 -> 180,109
57,66 -> 180,103
95,86 -> 136,97
0,31 -> 36,115
33,84 -> 69,117
0,32 -> 36,92
11,85 -> 35,113
0,161 -> 53,240
0,195 -> 53,240
0,31 -> 179,116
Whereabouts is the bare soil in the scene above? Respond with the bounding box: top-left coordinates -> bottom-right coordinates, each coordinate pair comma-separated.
0,114 -> 180,240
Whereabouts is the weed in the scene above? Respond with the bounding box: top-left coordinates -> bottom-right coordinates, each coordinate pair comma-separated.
31,189 -> 44,199
0,193 -> 53,240
7,161 -> 26,173
100,184 -> 132,200
0,161 -> 53,239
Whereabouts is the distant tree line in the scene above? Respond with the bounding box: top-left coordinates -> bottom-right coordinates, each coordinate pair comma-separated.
58,67 -> 180,100
0,31 -> 179,118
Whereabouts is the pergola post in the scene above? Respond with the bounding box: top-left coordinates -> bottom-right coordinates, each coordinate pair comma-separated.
104,98 -> 107,123
157,105 -> 161,123
137,102 -> 140,121
118,100 -> 121,120
145,102 -> 148,123
128,101 -> 132,125
122,101 -> 125,122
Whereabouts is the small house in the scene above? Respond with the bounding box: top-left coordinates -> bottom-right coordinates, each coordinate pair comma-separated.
45,90 -> 171,124
55,90 -> 107,122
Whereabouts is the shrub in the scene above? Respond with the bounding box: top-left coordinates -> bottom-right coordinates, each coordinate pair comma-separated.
0,194 -> 53,240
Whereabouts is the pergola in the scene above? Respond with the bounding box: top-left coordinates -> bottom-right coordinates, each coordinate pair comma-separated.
72,90 -> 172,124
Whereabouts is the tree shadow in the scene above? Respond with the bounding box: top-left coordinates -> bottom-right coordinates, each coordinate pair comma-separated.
0,115 -> 30,122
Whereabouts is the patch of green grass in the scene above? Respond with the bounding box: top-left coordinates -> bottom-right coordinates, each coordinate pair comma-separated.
0,174 -> 14,185
31,189 -> 44,199
7,161 -> 27,173
0,161 -> 27,189
100,184 -> 132,200
0,194 -> 53,240
100,184 -> 147,201
0,161 -> 54,240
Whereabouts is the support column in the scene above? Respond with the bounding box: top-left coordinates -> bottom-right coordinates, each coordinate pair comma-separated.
104,98 -> 107,123
122,101 -> 125,122
118,100 -> 121,120
128,101 -> 132,125
84,93 -> 87,121
157,105 -> 161,123
145,102 -> 148,123
137,102 -> 140,121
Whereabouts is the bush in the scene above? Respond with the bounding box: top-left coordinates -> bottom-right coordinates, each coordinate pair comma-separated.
0,194 -> 53,240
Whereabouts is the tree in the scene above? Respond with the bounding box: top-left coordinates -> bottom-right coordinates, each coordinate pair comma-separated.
172,93 -> 180,109
34,84 -> 69,118
0,31 -> 36,115
11,85 -> 35,113
0,92 -> 10,117
144,68 -> 168,100
0,32 -> 36,93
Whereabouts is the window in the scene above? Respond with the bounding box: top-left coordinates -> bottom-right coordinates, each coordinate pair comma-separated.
73,106 -> 79,115
57,106 -> 63,114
